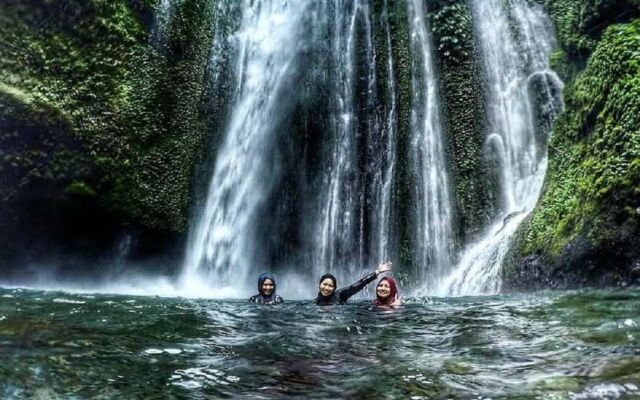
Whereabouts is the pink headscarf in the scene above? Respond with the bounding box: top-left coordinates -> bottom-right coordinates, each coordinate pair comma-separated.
373,276 -> 399,306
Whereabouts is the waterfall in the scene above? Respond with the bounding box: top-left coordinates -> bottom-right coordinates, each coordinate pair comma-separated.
179,0 -> 561,296
314,0 -> 360,277
438,0 -> 563,296
313,0 -> 398,282
408,0 -> 454,290
112,232 -> 135,276
374,0 -> 398,266
182,0 -> 311,290
311,0 -> 452,288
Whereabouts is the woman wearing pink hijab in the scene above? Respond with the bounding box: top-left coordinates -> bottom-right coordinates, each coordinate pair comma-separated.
373,276 -> 401,308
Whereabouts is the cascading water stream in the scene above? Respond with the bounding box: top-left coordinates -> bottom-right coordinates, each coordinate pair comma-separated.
374,0 -> 398,265
313,0 -> 398,283
182,0 -> 311,290
438,0 -> 563,296
180,0 -> 559,297
408,0 -> 454,290
315,0 -> 360,277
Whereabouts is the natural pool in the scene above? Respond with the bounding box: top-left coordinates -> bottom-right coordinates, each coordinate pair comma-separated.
1,287 -> 639,399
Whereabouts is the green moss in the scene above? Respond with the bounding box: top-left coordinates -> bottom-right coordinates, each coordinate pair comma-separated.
428,0 -> 473,64
65,181 -> 98,197
428,0 -> 496,241
508,19 -> 640,284
387,0 -> 416,273
0,0 -> 217,232
540,0 -> 640,58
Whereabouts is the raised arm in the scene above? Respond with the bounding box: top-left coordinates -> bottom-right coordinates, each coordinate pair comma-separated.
337,261 -> 393,303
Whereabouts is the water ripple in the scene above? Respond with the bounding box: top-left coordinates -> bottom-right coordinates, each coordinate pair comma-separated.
1,287 -> 640,398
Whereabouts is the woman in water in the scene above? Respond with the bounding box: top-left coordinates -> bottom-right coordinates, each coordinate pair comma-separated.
373,276 -> 401,308
249,272 -> 284,305
316,261 -> 392,305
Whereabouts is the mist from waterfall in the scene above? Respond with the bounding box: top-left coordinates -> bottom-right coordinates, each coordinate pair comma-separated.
182,0 -> 311,291
438,0 -> 563,296
408,0 -> 454,291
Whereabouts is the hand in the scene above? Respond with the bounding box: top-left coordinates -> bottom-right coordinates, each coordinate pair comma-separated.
375,261 -> 393,276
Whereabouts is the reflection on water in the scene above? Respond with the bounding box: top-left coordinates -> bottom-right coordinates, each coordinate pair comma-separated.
1,287 -> 640,399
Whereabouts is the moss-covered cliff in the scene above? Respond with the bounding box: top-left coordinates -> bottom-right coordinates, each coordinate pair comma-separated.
504,0 -> 640,289
427,0 -> 496,243
0,0 -> 217,266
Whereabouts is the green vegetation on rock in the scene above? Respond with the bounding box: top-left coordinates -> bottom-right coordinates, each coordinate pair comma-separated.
385,0 -> 416,273
428,0 -> 496,242
0,0 -> 217,245
504,3 -> 640,289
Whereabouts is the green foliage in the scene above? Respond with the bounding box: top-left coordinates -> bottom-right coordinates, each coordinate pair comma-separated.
428,0 -> 473,64
540,0 -> 640,58
519,19 -> 640,264
0,0 -> 217,232
65,181 -> 98,197
428,0 -> 496,240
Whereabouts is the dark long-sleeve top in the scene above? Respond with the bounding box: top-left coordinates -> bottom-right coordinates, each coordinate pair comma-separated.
249,294 -> 284,305
316,272 -> 377,306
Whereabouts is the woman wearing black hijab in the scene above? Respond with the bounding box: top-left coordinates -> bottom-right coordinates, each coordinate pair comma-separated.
249,272 -> 284,305
316,261 -> 393,305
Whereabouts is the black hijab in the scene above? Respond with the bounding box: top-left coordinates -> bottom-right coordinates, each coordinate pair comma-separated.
316,273 -> 337,305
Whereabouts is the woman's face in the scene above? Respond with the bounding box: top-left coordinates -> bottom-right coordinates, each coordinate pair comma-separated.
319,278 -> 335,297
261,279 -> 274,296
376,280 -> 391,299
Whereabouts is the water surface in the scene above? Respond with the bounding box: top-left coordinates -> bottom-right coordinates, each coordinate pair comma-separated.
1,287 -> 639,399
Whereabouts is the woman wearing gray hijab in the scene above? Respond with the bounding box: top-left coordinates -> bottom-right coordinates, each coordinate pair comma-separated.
249,272 -> 284,305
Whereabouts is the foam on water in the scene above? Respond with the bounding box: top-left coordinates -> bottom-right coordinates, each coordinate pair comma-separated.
569,383 -> 638,399
52,298 -> 86,304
